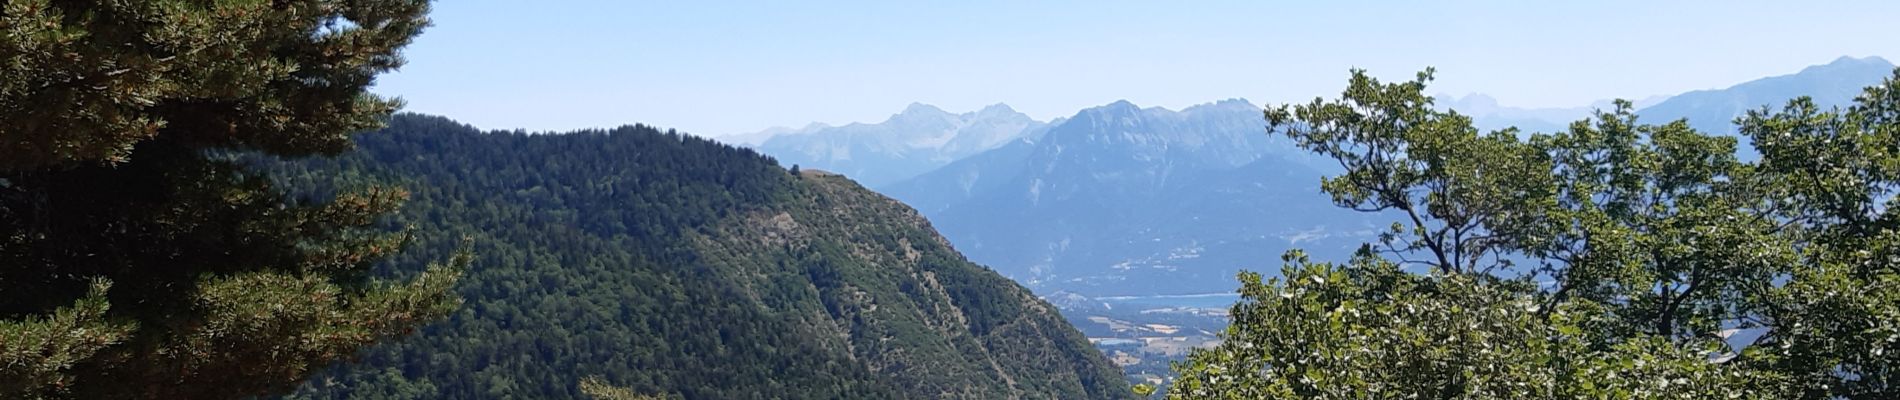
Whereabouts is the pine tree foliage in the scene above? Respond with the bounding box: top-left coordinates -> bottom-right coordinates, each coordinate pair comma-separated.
0,1 -> 460,398
0,0 -> 425,169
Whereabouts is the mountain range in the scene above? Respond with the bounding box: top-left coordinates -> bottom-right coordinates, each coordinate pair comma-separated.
1437,93 -> 1670,133
750,103 -> 1057,187
1638,55 -> 1895,137
884,99 -> 1369,296
1438,56 -> 1895,137
741,56 -> 1898,298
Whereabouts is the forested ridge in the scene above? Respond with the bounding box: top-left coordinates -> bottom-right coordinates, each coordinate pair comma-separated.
274,114 -> 1129,399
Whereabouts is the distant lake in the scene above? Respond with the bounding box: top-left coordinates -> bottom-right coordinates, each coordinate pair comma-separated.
1098,293 -> 1243,309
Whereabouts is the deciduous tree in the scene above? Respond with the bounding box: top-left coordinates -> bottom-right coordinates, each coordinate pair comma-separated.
1174,67 -> 1900,399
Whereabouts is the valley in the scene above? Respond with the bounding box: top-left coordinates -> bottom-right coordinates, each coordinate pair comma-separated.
1047,293 -> 1230,389
735,55 -> 1900,387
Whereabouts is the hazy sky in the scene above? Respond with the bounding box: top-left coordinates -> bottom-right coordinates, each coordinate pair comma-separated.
378,1 -> 1900,136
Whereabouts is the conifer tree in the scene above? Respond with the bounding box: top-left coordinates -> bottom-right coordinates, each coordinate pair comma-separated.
0,1 -> 460,398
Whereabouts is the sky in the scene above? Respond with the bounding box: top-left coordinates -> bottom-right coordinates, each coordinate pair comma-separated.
376,1 -> 1900,137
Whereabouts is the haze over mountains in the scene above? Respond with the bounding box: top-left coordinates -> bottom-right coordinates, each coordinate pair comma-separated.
1638,55 -> 1895,136
884,99 -> 1365,296
1442,56 -> 1896,136
750,103 -> 1056,187
738,56 -> 1897,299
1437,93 -> 1671,133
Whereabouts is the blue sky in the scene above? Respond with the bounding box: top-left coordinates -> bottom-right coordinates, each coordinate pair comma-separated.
378,1 -> 1900,137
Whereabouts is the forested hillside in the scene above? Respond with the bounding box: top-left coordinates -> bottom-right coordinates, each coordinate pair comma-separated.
274,115 -> 1128,399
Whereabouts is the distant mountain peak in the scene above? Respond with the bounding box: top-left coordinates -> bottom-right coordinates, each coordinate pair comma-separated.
1804,55 -> 1895,74
751,102 -> 1052,187
971,103 -> 1032,122
1441,93 -> 1501,109
1640,55 -> 1897,139
978,103 -> 1018,114
899,102 -> 949,117
1830,55 -> 1892,66
1187,98 -> 1259,112
1070,100 -> 1147,127
1212,97 -> 1254,106
1086,99 -> 1141,116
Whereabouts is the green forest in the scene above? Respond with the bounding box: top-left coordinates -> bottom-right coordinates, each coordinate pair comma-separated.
273,115 -> 1129,399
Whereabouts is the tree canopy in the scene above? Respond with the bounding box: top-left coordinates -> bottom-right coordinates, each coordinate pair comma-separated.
1169,68 -> 1900,399
278,115 -> 1131,399
0,1 -> 459,398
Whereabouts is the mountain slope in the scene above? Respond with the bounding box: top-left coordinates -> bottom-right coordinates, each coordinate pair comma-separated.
879,57 -> 1894,298
277,115 -> 1129,399
884,99 -> 1369,296
1429,57 -> 1894,137
752,103 -> 1052,188
882,136 -> 1041,215
1639,56 -> 1895,136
